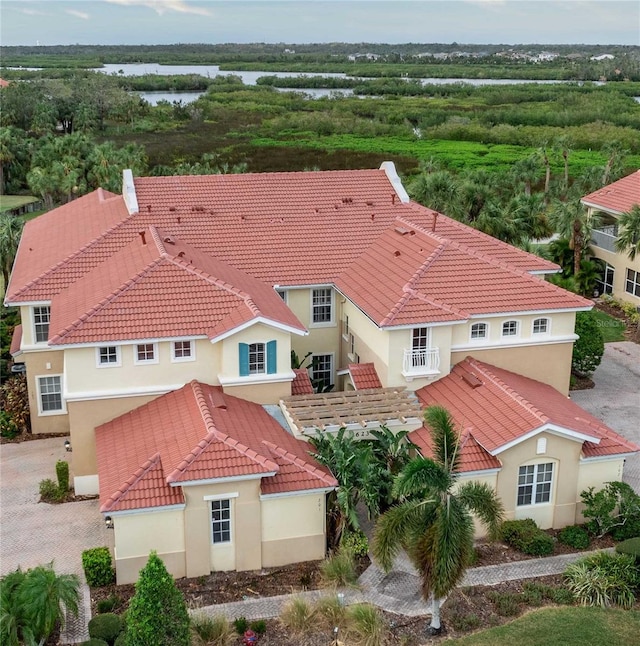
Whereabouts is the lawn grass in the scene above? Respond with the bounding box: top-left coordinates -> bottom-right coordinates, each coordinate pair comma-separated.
450,606 -> 640,645
591,308 -> 627,343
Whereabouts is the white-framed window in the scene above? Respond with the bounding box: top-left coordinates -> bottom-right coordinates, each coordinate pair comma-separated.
349,333 -> 356,357
517,462 -> 553,506
626,268 -> 640,297
310,354 -> 334,392
134,343 -> 158,364
33,306 -> 50,344
532,318 -> 550,335
97,346 -> 120,367
249,342 -> 265,374
275,288 -> 288,304
596,262 -> 615,296
210,499 -> 231,544
37,375 -> 65,414
502,320 -> 519,337
172,340 -> 194,362
342,315 -> 349,340
470,322 -> 488,340
311,288 -> 333,325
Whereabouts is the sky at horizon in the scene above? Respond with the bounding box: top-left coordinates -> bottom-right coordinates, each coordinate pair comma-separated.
1,1 -> 639,48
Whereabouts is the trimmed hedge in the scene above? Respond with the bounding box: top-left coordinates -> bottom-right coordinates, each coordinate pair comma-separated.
615,537 -> 640,562
500,518 -> 554,556
558,524 -> 591,550
56,459 -> 70,492
88,613 -> 123,645
82,547 -> 115,587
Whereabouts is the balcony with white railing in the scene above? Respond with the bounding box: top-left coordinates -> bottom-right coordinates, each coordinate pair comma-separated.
591,224 -> 619,254
402,347 -> 440,380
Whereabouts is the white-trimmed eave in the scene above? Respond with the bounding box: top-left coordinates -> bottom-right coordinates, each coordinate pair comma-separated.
209,316 -> 308,343
491,423 -> 601,456
528,268 -> 562,275
580,199 -> 624,216
50,335 -> 209,350
260,486 -> 336,500
169,472 -> 277,487
102,503 -> 186,517
580,451 -> 638,463
380,161 -> 410,203
456,467 -> 502,479
468,306 -> 592,319
4,298 -> 51,307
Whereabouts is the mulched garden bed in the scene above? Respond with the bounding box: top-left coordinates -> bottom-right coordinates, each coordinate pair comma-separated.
0,431 -> 69,445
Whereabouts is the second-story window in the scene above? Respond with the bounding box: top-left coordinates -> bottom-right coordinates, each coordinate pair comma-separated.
532,318 -> 549,335
249,342 -> 265,374
172,340 -> 194,361
502,320 -> 519,337
98,346 -> 119,366
33,306 -> 50,343
312,288 -> 333,324
470,322 -> 488,340
135,343 -> 157,364
239,340 -> 277,377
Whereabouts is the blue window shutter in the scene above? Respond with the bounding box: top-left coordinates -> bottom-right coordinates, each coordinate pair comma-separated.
239,343 -> 249,376
266,340 -> 277,374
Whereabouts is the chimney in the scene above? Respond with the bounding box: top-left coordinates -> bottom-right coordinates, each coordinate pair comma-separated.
139,231 -> 146,245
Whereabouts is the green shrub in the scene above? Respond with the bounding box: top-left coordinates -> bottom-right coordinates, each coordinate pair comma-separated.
611,516 -> 640,542
114,634 -> 126,646
564,551 -> 638,609
346,603 -> 386,646
0,410 -> 19,438
449,612 -> 481,632
615,537 -> 640,562
552,587 -> 575,605
581,481 -> 640,539
190,613 -> 233,646
320,547 -> 359,587
558,525 -> 591,550
97,594 -> 123,614
499,518 -> 554,555
82,547 -> 115,587
233,617 -> 248,635
487,591 -> 521,617
572,311 -> 604,376
521,582 -> 544,606
249,620 -> 266,635
88,613 -> 123,645
39,478 -> 65,503
315,595 -> 348,630
56,459 -> 70,493
279,596 -> 317,635
341,530 -> 369,558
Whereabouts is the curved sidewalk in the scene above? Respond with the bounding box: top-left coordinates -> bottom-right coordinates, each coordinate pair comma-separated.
195,547 -> 610,621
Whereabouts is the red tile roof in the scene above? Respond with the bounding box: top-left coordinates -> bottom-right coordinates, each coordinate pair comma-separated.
47,227 -> 305,345
10,325 -> 22,357
335,218 -> 591,327
5,190 -> 130,303
291,368 -> 314,395
348,363 -> 383,390
410,358 -> 638,471
96,381 -> 336,513
7,167 -> 559,308
581,170 -> 640,215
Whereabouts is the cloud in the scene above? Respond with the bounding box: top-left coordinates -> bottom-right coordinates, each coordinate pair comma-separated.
20,8 -> 48,16
66,9 -> 90,19
105,0 -> 212,16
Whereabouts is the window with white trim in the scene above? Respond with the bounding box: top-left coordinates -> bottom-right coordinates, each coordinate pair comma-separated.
239,341 -> 276,377
172,340 -> 194,361
626,268 -> 640,297
98,346 -> 120,366
502,320 -> 519,337
312,288 -> 333,324
311,354 -> 333,392
517,462 -> 553,506
349,333 -> 355,357
470,322 -> 488,340
596,263 -> 614,296
342,315 -> 349,339
532,318 -> 549,335
211,499 -> 231,544
275,289 -> 287,303
33,306 -> 50,343
249,342 -> 265,374
38,375 -> 63,413
135,343 -> 157,363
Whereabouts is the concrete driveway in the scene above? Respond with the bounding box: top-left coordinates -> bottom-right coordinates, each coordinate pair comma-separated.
570,341 -> 640,493
0,436 -> 112,578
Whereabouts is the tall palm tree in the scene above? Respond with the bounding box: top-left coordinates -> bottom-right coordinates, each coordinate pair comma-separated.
0,213 -> 24,296
615,204 -> 640,261
372,406 -> 504,634
549,198 -> 598,276
408,170 -> 459,217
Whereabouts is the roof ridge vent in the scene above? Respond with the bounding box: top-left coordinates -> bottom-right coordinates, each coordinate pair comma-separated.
394,226 -> 410,235
462,372 -> 483,389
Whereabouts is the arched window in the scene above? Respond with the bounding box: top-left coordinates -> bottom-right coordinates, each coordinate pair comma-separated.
470,322 -> 488,340
532,318 -> 549,335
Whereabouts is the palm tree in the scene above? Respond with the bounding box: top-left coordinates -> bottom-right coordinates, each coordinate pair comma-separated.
615,204 -> 640,261
372,406 -> 504,634
549,198 -> 597,276
0,213 -> 24,296
408,170 -> 459,217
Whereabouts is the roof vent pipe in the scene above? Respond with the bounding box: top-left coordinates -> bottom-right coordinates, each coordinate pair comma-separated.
139,231 -> 146,245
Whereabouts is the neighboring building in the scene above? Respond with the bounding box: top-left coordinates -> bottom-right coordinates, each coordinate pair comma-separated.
582,170 -> 640,304
6,163 -> 636,582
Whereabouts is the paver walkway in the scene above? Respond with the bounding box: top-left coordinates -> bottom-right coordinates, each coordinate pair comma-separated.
195,547 -> 612,621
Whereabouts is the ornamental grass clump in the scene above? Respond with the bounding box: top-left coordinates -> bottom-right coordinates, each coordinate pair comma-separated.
345,603 -> 386,646
320,546 -> 359,588
190,613 -> 234,646
279,596 -> 318,635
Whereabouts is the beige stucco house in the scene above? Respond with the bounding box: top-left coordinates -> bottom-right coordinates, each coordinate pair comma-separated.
582,169 -> 640,304
6,163 -> 637,583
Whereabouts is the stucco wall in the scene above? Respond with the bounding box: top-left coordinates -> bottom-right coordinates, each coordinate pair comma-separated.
23,349 -> 69,435
591,245 -> 640,305
452,342 -> 574,395
261,493 -> 328,566
454,471 -> 500,538
112,508 -> 186,584
64,339 -> 219,396
575,457 -> 626,522
496,432 -> 583,529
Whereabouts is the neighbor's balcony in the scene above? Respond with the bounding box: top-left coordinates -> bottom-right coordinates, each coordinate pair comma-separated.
591,225 -> 619,254
402,347 -> 440,380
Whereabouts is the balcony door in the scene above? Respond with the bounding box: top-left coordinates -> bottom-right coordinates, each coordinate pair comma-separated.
412,327 -> 431,367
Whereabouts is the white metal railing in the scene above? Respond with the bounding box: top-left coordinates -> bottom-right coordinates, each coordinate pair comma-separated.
403,347 -> 440,375
591,227 -> 618,253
